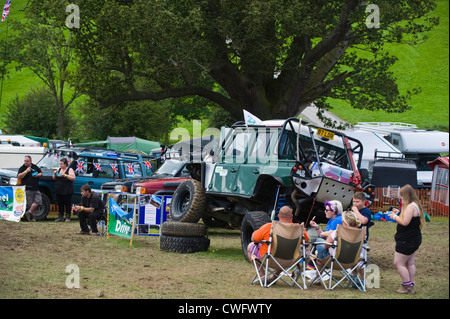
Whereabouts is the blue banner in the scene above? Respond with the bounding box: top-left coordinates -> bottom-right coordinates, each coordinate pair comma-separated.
0,186 -> 26,222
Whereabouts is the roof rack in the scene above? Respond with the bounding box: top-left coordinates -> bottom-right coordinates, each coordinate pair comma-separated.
355,122 -> 419,134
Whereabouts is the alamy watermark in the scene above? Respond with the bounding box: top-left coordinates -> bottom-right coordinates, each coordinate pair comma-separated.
64,3 -> 380,30
65,264 -> 80,289
64,262 -> 381,289
365,4 -> 380,29
66,4 -> 80,29
366,264 -> 380,288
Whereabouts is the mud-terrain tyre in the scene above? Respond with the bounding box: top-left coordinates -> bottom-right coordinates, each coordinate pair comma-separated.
34,192 -> 50,221
161,221 -> 207,237
170,179 -> 205,223
159,235 -> 210,253
240,211 -> 272,262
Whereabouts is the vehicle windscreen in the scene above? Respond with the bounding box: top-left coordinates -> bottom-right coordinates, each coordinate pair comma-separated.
279,120 -> 357,171
37,153 -> 76,170
156,160 -> 185,176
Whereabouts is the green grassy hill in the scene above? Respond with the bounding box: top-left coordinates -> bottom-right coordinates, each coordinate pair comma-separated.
0,0 -> 448,132
329,0 -> 449,130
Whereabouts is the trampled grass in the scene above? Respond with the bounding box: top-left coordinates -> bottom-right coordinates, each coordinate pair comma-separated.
0,216 -> 448,300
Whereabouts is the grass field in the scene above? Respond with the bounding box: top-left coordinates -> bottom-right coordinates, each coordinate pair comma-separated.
1,215 -> 448,300
326,0 -> 449,130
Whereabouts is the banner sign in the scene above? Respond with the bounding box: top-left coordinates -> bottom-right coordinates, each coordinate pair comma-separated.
105,193 -> 171,240
0,186 -> 26,222
137,194 -> 171,236
107,197 -> 135,239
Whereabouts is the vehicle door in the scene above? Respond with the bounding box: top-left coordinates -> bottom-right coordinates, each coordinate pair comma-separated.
71,156 -> 120,203
236,127 -> 279,196
208,129 -> 252,194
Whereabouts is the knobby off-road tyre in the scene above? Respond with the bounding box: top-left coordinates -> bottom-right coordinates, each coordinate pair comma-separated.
240,211 -> 272,262
170,179 -> 206,223
161,221 -> 207,237
159,235 -> 210,254
34,192 -> 50,221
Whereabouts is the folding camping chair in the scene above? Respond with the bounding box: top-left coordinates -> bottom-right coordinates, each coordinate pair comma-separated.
308,224 -> 369,292
250,221 -> 307,289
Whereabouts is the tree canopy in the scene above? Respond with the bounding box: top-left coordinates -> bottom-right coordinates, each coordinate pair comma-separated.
26,0 -> 439,122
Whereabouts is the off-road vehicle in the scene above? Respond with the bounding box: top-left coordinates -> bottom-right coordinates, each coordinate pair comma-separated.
169,118 -> 374,259
35,147 -> 155,220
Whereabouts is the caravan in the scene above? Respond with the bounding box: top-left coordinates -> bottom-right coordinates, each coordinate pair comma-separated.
354,122 -> 449,188
0,135 -> 47,169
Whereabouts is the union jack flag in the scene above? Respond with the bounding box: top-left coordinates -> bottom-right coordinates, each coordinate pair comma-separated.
144,160 -> 152,170
110,164 -> 118,175
94,163 -> 102,171
76,161 -> 85,173
1,0 -> 11,22
126,163 -> 135,175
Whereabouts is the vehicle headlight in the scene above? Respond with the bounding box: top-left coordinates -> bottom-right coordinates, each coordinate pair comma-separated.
9,177 -> 18,186
114,185 -> 122,192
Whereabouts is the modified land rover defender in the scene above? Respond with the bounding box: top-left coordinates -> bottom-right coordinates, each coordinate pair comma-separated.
169,118 -> 374,259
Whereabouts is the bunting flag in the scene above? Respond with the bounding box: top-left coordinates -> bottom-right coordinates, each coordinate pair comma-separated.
144,160 -> 152,170
76,161 -> 85,173
94,163 -> 102,171
126,163 -> 135,175
110,164 -> 118,175
1,0 -> 11,22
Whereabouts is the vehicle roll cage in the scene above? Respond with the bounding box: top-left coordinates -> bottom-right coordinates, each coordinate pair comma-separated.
230,118 -> 364,171
280,118 -> 364,186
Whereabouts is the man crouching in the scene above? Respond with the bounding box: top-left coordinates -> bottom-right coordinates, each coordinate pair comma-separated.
73,184 -> 105,235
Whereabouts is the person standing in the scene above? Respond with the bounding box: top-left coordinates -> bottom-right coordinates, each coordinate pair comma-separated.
388,184 -> 425,294
351,191 -> 373,240
17,156 -> 43,221
53,158 -> 76,222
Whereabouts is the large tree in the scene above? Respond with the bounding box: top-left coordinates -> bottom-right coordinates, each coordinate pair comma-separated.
5,12 -> 82,137
30,0 -> 438,122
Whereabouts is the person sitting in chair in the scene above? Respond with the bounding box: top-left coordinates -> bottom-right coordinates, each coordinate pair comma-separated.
309,200 -> 343,239
315,210 -> 362,259
247,206 -> 308,280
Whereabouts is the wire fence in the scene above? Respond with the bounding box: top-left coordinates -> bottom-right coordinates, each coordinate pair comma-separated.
370,187 -> 449,219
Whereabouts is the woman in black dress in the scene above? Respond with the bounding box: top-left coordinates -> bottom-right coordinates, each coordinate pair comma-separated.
53,158 -> 76,222
388,184 -> 426,294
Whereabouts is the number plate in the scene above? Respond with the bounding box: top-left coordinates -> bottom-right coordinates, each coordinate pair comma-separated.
316,128 -> 335,140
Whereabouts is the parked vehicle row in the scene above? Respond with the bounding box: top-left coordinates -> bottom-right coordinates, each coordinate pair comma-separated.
3,118 -> 441,260
0,147 -> 157,220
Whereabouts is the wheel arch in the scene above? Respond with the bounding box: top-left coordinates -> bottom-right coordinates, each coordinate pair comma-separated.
252,174 -> 289,206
